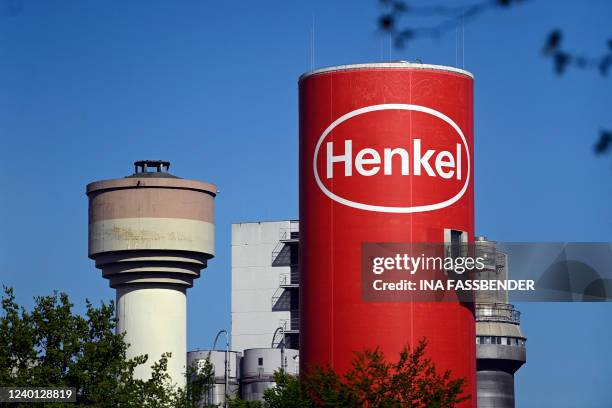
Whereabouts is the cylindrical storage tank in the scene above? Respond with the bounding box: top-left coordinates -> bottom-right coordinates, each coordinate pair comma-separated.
299,63 -> 475,406
87,161 -> 216,386
187,350 -> 240,406
477,370 -> 516,408
240,348 -> 299,401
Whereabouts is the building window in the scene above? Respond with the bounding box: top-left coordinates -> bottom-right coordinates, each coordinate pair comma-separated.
258,357 -> 263,366
444,229 -> 467,268
450,229 -> 463,244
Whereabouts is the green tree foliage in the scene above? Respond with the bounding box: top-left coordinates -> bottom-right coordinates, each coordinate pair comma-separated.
0,286 -> 213,407
181,358 -> 216,408
227,396 -> 263,408
263,371 -> 311,408
1,286 -> 467,407
305,338 -> 469,407
231,338 -> 469,408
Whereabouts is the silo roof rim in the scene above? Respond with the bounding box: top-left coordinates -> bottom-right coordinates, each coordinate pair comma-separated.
86,177 -> 218,196
299,62 -> 474,81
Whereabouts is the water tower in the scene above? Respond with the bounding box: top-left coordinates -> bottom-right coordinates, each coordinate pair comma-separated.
86,160 -> 216,385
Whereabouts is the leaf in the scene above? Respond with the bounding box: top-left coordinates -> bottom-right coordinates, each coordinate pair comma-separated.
594,130 -> 612,154
379,14 -> 395,31
543,29 -> 562,55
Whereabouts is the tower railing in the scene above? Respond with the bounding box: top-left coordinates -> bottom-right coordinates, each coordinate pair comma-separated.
279,271 -> 300,287
271,227 -> 300,265
475,303 -> 521,324
279,317 -> 300,333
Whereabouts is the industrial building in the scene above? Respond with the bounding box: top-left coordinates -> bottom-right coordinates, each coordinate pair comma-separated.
185,220 -> 303,405
231,221 -> 300,352
187,346 -> 299,405
225,220 -> 301,404
230,220 -> 527,407
85,162 -> 527,405
85,62 -> 527,406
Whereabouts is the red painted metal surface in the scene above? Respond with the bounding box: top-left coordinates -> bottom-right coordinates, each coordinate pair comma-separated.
299,64 -> 475,407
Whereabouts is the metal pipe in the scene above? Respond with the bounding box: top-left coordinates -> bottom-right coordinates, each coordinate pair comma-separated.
211,329 -> 230,408
272,326 -> 286,374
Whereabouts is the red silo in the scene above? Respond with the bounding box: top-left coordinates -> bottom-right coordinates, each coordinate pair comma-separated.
299,62 -> 475,406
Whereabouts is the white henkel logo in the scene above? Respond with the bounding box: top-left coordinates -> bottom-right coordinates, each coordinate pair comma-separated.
312,104 -> 471,213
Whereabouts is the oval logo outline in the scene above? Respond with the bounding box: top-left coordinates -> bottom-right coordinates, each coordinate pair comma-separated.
312,104 -> 471,213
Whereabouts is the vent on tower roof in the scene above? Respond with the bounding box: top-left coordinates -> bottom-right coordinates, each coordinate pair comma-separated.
128,160 -> 179,178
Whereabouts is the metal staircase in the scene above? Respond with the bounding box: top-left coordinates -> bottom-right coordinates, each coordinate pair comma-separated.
270,222 -> 300,349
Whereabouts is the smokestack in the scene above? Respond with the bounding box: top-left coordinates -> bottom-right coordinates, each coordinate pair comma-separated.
86,160 -> 216,385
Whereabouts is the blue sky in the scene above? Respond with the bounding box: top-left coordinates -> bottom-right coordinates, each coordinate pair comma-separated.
1,0 -> 611,406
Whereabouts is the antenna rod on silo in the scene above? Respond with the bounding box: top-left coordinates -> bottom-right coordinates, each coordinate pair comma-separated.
310,12 -> 315,70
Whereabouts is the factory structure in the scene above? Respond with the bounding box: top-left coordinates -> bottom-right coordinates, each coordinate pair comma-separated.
228,221 -> 526,407
474,237 -> 527,408
86,62 -> 527,407
231,220 -> 300,352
